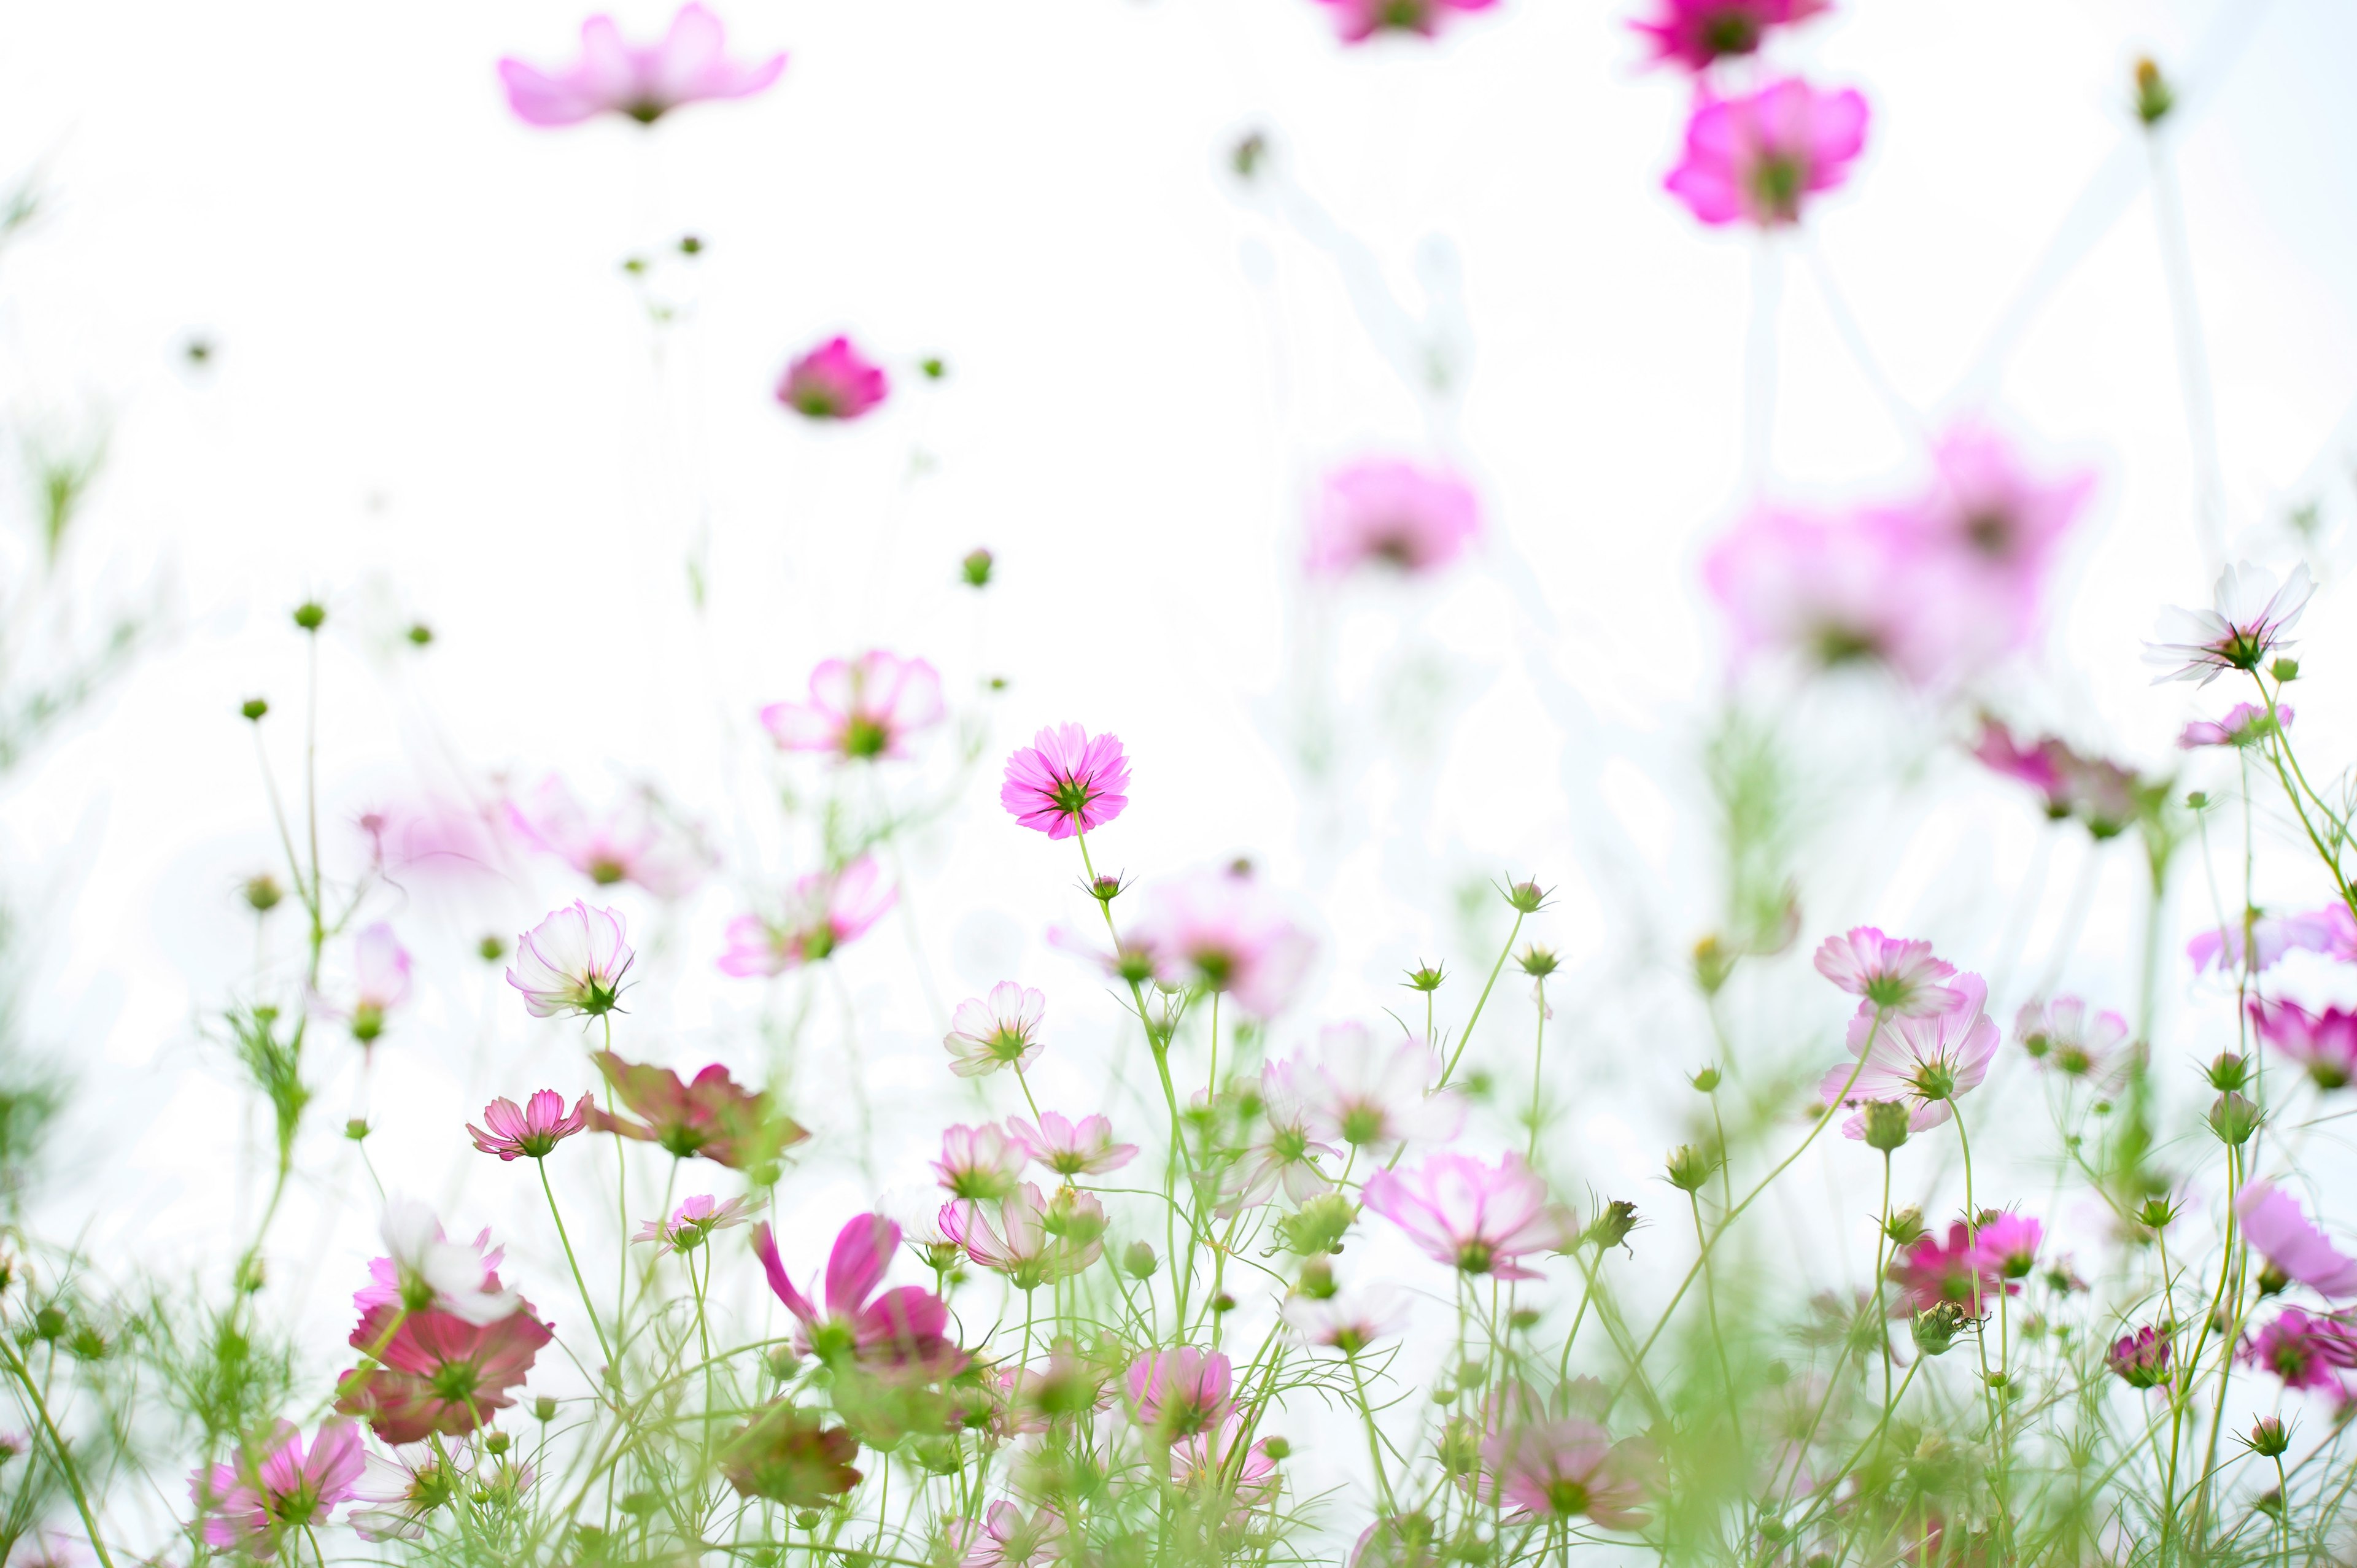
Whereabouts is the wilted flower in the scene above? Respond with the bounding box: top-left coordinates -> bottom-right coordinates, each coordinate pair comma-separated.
1813,927 -> 1960,1018
1363,1153 -> 1577,1280
951,1501 -> 1066,1568
505,776 -> 711,897
2144,562 -> 2315,686
944,1184 -> 1102,1290
1305,458 -> 1482,578
468,1091 -> 594,1161
761,651 -> 944,761
192,1420 -> 365,1559
1665,77 -> 1869,228
1282,1284 -> 1409,1353
1126,1347 -> 1233,1439
1129,867 -> 1317,1017
635,1194 -> 757,1254
506,902 -> 633,1018
1301,1024 -> 1465,1154
943,983 -> 1048,1079
2014,997 -> 2130,1081
932,1123 -> 1029,1202
776,336 -> 889,420
2248,1000 -> 2357,1092
1822,972 -> 1999,1137
1000,724 -> 1131,840
2188,904 -> 2357,973
2107,1326 -> 2172,1389
1630,0 -> 1827,71
2239,1308 -> 2357,1392
1008,1111 -> 1137,1177
1309,0 -> 1495,43
1886,1222 -> 2008,1315
1479,1419 -> 1651,1530
358,1200 -> 523,1327
753,1216 -> 963,1373
2234,1182 -> 2357,1299
718,857 -> 896,976
337,1307 -> 554,1443
720,1405 -> 862,1504
586,1051 -> 802,1170
497,3 -> 785,126
2180,703 -> 2291,749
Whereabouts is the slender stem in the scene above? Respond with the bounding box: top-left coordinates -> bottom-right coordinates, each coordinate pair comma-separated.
1525,978 -> 1546,1161
540,1159 -> 616,1372
1441,908 -> 1524,1088
0,1336 -> 118,1568
1347,1351 -> 1398,1515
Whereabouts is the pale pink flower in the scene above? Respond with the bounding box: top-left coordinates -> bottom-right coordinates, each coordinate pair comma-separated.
2179,703 -> 2291,750
358,1199 -> 523,1327
497,4 -> 784,127
2240,1308 -> 2357,1392
1000,724 -> 1131,840
1479,1419 -> 1651,1530
1813,927 -> 1961,1018
761,651 -> 944,762
1172,1416 -> 1281,1516
1302,1024 -> 1465,1154
1129,868 -> 1316,1018
506,902 -> 633,1018
192,1419 -> 365,1558
1126,1347 -> 1233,1438
1362,1153 -> 1576,1281
2144,562 -> 2315,686
1306,458 -> 1482,578
2187,904 -> 2357,973
1282,1284 -> 1409,1352
1220,1056 -> 1340,1216
1008,1111 -> 1137,1177
942,1183 -> 1103,1290
329,922 -> 413,1045
932,1122 -> 1029,1202
347,1445 -> 452,1542
2234,1182 -> 2357,1299
2013,997 -> 2131,1082
468,1090 -> 594,1161
1630,0 -> 1828,71
505,775 -> 712,897
1819,972 -> 2000,1136
1310,0 -> 1496,43
754,1215 -> 962,1373
633,1193 -> 757,1254
944,982 -> 1048,1078
1664,77 -> 1868,228
951,1502 -> 1065,1568
2249,999 -> 2357,1091
1972,720 -> 2071,816
1887,425 -> 2093,645
718,857 -> 896,976
776,336 -> 889,420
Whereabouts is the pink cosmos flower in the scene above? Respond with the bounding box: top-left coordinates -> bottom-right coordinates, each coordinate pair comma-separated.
347,1444 -> 455,1542
1972,720 -> 2071,816
1302,1024 -> 1465,1154
1126,1347 -> 1234,1438
342,923 -> 412,1045
507,902 -> 633,1018
1479,1419 -> 1651,1530
468,1090 -> 594,1161
2144,562 -> 2315,686
1282,1284 -> 1410,1352
2013,997 -> 2131,1082
2239,1308 -> 2357,1393
1362,1152 -> 1576,1281
1129,868 -> 1317,1018
942,1183 -> 1104,1291
1972,1213 -> 2042,1280
498,4 -> 785,127
2180,703 -> 2291,750
2188,904 -> 2357,974
2107,1326 -> 2171,1389
1876,425 -> 2092,651
943,983 -> 1048,1079
2248,1000 -> 2357,1092
505,775 -> 712,898
1630,0 -> 1828,71
1220,1056 -> 1340,1216
718,857 -> 896,976
1008,1111 -> 1137,1177
1821,973 -> 2000,1137
776,336 -> 889,420
932,1122 -> 1029,1202
1886,1222 -> 2010,1315
1813,927 -> 1961,1018
1310,0 -> 1496,44
1305,458 -> 1482,578
337,1307 -> 554,1444
951,1502 -> 1066,1568
2234,1182 -> 2357,1298
761,651 -> 945,762
634,1194 -> 757,1254
1664,77 -> 1868,228
1172,1416 -> 1282,1518
192,1419 -> 365,1559
1000,724 -> 1131,840
587,1051 -> 801,1169
358,1199 -> 522,1327
753,1215 -> 963,1373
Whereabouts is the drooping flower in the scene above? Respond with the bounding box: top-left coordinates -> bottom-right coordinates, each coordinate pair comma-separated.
1008,1111 -> 1137,1178
1821,973 -> 2000,1137
357,1200 -> 523,1327
761,651 -> 945,761
1664,77 -> 1869,228
951,1501 -> 1067,1568
1301,1024 -> 1465,1155
635,1194 -> 758,1254
776,336 -> 889,420
1363,1153 -> 1577,1281
932,1123 -> 1029,1202
506,902 -> 634,1018
1309,0 -> 1496,44
468,1091 -> 594,1161
347,1444 -> 457,1543
336,1307 -> 554,1443
2234,1182 -> 2357,1298
943,1184 -> 1103,1291
1972,720 -> 2072,817
498,4 -> 785,127
2239,1308 -> 2357,1392
1220,1056 -> 1340,1216
1630,0 -> 1829,71
1000,725 -> 1131,840
1126,1347 -> 1233,1439
1129,867 -> 1317,1018
1282,1284 -> 1410,1353
943,983 -> 1048,1079
1479,1419 -> 1651,1530
1886,1222 -> 2009,1315
2107,1326 -> 2172,1390
2013,998 -> 2131,1082
1305,458 -> 1482,578
2144,561 -> 2315,686
585,1051 -> 803,1170
753,1215 -> 964,1374
720,1404 -> 862,1504
2248,1000 -> 2357,1092
2180,703 -> 2291,750
192,1419 -> 365,1559
505,776 -> 712,897
2188,904 -> 2357,974
1971,1213 -> 2042,1280
1813,927 -> 1960,1018
343,923 -> 412,1045
718,857 -> 896,976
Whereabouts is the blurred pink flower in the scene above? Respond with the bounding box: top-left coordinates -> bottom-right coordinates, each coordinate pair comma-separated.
1888,425 -> 2092,643
1220,1056 -> 1339,1216
761,651 -> 943,762
932,1122 -> 1029,1202
1820,972 -> 1999,1137
943,982 -> 1048,1079
1126,1347 -> 1233,1438
468,1090 -> 594,1161
634,1193 -> 757,1254
1363,1152 -> 1575,1281
2179,702 -> 2290,750
506,775 -> 713,897
498,4 -> 784,126
2240,1307 -> 2357,1392
1310,0 -> 1496,43
1972,1213 -> 2042,1280
1172,1415 -> 1281,1516
1479,1418 -> 1651,1529
331,922 -> 413,1045
951,1502 -> 1065,1568
338,1306 -> 553,1444
1663,77 -> 1868,227
1129,867 -> 1316,1018
357,1199 -> 522,1327
1813,927 -> 1960,1018
1282,1283 -> 1409,1352
754,1215 -> 963,1373
1972,719 -> 2149,838
1000,724 -> 1131,840
943,1183 -> 1102,1289
2187,904 -> 2357,974
1302,1024 -> 1464,1154
586,1051 -> 801,1170
507,902 -> 633,1018
192,1419 -> 365,1559
1886,1221 -> 2008,1315
2144,562 -> 2315,686
1008,1111 -> 1137,1177
777,336 -> 889,420
1630,0 -> 1827,71
2234,1181 -> 2357,1298
1306,458 -> 1482,578
2249,1000 -> 2357,1092
718,857 -> 896,976
2013,997 -> 2130,1082
2107,1325 -> 2171,1389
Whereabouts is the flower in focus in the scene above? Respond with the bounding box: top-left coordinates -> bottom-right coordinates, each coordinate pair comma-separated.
761,651 -> 945,761
1126,1347 -> 1233,1439
2188,904 -> 2357,974
1813,927 -> 1960,1018
336,1307 -> 554,1443
1305,458 -> 1482,578
932,1123 -> 1029,1202
2239,1308 -> 2357,1392
943,983 -> 1048,1079
1630,0 -> 1828,71
2013,997 -> 2130,1081
1479,1419 -> 1651,1530
718,857 -> 896,976
347,1444 -> 457,1543
1129,867 -> 1317,1018
506,776 -> 713,897
2248,1000 -> 2357,1092
359,1199 -> 523,1327
2107,1326 -> 2171,1390
1221,1056 -> 1341,1215
1301,1024 -> 1465,1155
943,1183 -> 1103,1291
341,922 -> 412,1045
753,1216 -> 964,1373
1972,1213 -> 2042,1280
635,1194 -> 757,1254
192,1419 -> 365,1559
586,1051 -> 803,1170
2180,703 -> 2291,750
468,1090 -> 594,1161
776,335 -> 889,420
2143,562 -> 2315,686
1663,77 -> 1869,228
2234,1182 -> 2357,1298
507,902 -> 633,1018
1363,1152 -> 1577,1280
1820,972 -> 2000,1137
720,1404 -> 862,1505
1000,724 -> 1131,840
951,1501 -> 1067,1568
1008,1111 -> 1137,1178
1886,1222 -> 2008,1315
1282,1283 -> 1409,1353
1310,0 -> 1496,44
497,4 -> 785,126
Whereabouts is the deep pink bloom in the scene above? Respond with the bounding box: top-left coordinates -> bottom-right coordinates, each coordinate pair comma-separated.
951,1502 -> 1066,1568
1821,972 -> 1999,1137
2234,1182 -> 2357,1298
357,1200 -> 521,1327
932,1122 -> 1029,1202
338,1307 -> 554,1444
944,983 -> 1048,1079
584,1051 -> 803,1169
1886,1222 -> 2010,1315
468,1090 -> 594,1161
2188,904 -> 2357,974
1008,1111 -> 1137,1178
192,1419 -> 365,1558
2180,703 -> 2291,750
1306,458 -> 1482,578
942,1183 -> 1104,1289
498,4 -> 784,127
1126,1347 -> 1234,1438
1480,1419 -> 1651,1529
1813,927 -> 1960,1018
719,857 -> 896,976
2013,997 -> 2131,1082
2107,1326 -> 2172,1389
1310,0 -> 1496,43
505,775 -> 712,897
1302,1024 -> 1464,1154
1000,724 -> 1131,840
2240,1308 -> 2357,1392
635,1193 -> 757,1254
2145,562 -> 2315,686
761,651 -> 944,761
1630,0 -> 1829,71
1362,1152 -> 1576,1281
1129,868 -> 1316,1018
1664,77 -> 1868,228
753,1216 -> 963,1373
507,902 -> 634,1018
1972,1214 -> 2042,1280
2248,1000 -> 2357,1092
776,336 -> 889,420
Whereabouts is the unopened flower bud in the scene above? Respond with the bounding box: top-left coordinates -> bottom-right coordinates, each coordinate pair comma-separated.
678,233 -> 703,255
242,875 -> 282,913
533,1396 -> 559,1422
1210,1292 -> 1236,1315
406,622 -> 433,647
1862,1100 -> 1912,1152
344,1119 -> 370,1141
2270,656 -> 2299,682
483,1431 -> 510,1454
1884,1207 -> 1927,1247
794,1511 -> 824,1531
1502,878 -> 1550,915
2133,58 -> 2173,126
1403,962 -> 1446,993
1690,1067 -> 1722,1094
1517,944 -> 1559,979
2249,1416 -> 2291,1457
2207,1052 -> 2249,1092
766,1346 -> 801,1380
919,357 -> 947,380
1665,1144 -> 1717,1193
1911,1302 -> 1968,1356
1296,1259 -> 1337,1300
241,698 -> 269,722
1231,131 -> 1268,179
1508,1307 -> 1541,1332
2136,1197 -> 2180,1232
292,601 -> 326,631
31,1307 -> 66,1341
961,548 -> 994,587
1438,1416 -> 1482,1476
2208,1091 -> 2261,1147
478,935 -> 506,963
1260,1436 -> 1290,1460
2258,1263 -> 2289,1297
1123,1241 -> 1159,1280
1692,934 -> 1735,996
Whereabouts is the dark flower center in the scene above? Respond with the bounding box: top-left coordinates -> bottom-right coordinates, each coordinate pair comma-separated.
1964,510 -> 2016,557
1456,1241 -> 1495,1276
1701,10 -> 1760,56
1544,1477 -> 1593,1518
841,717 -> 891,759
589,857 -> 627,886
1811,622 -> 1880,666
1340,1106 -> 1385,1146
1751,155 -> 1804,220
1378,0 -> 1431,27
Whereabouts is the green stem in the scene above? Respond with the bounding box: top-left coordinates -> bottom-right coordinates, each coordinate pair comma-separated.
1441,906 -> 1525,1088
0,1336 -> 117,1568
540,1159 -> 616,1372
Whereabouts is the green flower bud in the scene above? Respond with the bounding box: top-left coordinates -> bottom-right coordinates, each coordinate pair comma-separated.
1403,962 -> 1447,993
1862,1100 -> 1912,1152
2207,1052 -> 2249,1092
1517,944 -> 1560,979
292,601 -> 325,631
2208,1091 -> 2262,1147
2249,1416 -> 2291,1458
1502,878 -> 1551,915
241,698 -> 269,722
1690,1067 -> 1722,1094
1123,1241 -> 1159,1280
961,548 -> 994,587
2134,58 -> 2174,126
1884,1206 -> 1927,1247
1665,1144 -> 1718,1193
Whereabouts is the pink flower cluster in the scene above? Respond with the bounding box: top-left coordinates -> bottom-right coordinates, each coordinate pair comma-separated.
1814,929 -> 2000,1138
1885,1217 -> 2040,1315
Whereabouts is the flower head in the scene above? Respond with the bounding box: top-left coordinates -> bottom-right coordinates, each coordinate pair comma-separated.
1282,1283 -> 1409,1353
1129,867 -> 1317,1018
498,4 -> 785,126
1630,0 -> 1828,71
719,857 -> 896,976
1301,1024 -> 1465,1155
2248,1000 -> 2357,1092
1821,973 -> 2000,1137
1897,425 -> 2093,611
2188,904 -> 2357,974
1000,724 -> 1131,840
635,1194 -> 757,1254
1220,1056 -> 1341,1216
193,1420 -> 365,1559
762,651 -> 944,761
1665,77 -> 1868,228
342,923 -> 412,1044
347,1444 -> 459,1543
753,1215 -> 964,1373
1972,1213 -> 2042,1280
777,336 -> 888,420
1973,720 -> 2151,838
2107,1326 -> 2172,1389
944,983 -> 1048,1079
1306,458 -> 1482,578
2180,703 -> 2291,750
943,1183 -> 1104,1291
468,1091 -> 594,1161
1309,0 -> 1496,43
2240,1308 -> 2357,1392
506,776 -> 713,897
336,1307 -> 554,1443
932,1123 -> 1029,1202
2234,1182 -> 2357,1299
720,1404 -> 862,1504
2144,562 -> 2315,685
585,1051 -> 803,1170
1172,1416 -> 1282,1518
1126,1347 -> 1233,1439
507,902 -> 633,1018
1886,1222 -> 2010,1316
1363,1152 -> 1576,1281
1813,927 -> 1960,1017
1479,1418 -> 1651,1530
1008,1111 -> 1137,1178
358,1200 -> 522,1327
952,1501 -> 1066,1568
2013,997 -> 2131,1081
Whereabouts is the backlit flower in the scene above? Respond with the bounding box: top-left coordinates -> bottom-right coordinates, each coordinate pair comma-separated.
1886,1222 -> 2009,1315
1895,426 -> 2092,620
2248,1000 -> 2357,1092
1000,724 -> 1131,840
358,1199 -> 522,1327
343,922 -> 412,1044
1630,0 -> 1828,71
1282,1284 -> 1409,1353
1220,1056 -> 1340,1215
192,1419 -> 365,1559
1479,1418 -> 1651,1530
777,336 -> 888,420
2234,1182 -> 2357,1298
2013,998 -> 2129,1082
2240,1308 -> 2357,1392
1126,1347 -> 1233,1438
468,1090 -> 594,1161
951,1501 -> 1066,1568
1172,1416 -> 1282,1518
754,1215 -> 964,1373
1664,77 -> 1868,228
2180,703 -> 2291,750
1813,928 -> 1960,1017
506,902 -> 633,1018
498,4 -> 785,126
586,1051 -> 803,1170
1306,458 -> 1482,578
2107,1326 -> 2171,1389
932,1123 -> 1029,1202
1129,867 -> 1316,1018
718,857 -> 896,976
1972,1213 -> 2042,1280
1310,0 -> 1496,44
505,775 -> 712,897
761,651 -> 944,761
943,983 -> 1048,1079
720,1404 -> 862,1505
1363,1153 -> 1576,1281
2144,562 -> 2315,686
1301,1024 -> 1464,1154
336,1307 -> 554,1443
347,1444 -> 456,1543
1821,972 -> 1999,1137
635,1194 -> 757,1254
1008,1110 -> 1137,1178
943,1183 -> 1102,1291
2188,904 -> 2357,974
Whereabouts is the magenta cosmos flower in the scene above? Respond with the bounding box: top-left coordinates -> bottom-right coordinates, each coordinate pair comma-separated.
506,775 -> 712,898
498,4 -> 784,127
776,336 -> 889,420
761,651 -> 944,761
2013,997 -> 2130,1083
1664,77 -> 1868,228
1310,0 -> 1495,43
338,1306 -> 554,1444
1301,1023 -> 1465,1154
1306,458 -> 1482,578
754,1215 -> 963,1373
2179,702 -> 2290,750
2107,1326 -> 2171,1389
507,902 -> 633,1018
635,1193 -> 757,1254
1129,867 -> 1316,1018
951,1502 -> 1066,1568
1008,1110 -> 1137,1177
2240,1307 -> 2357,1393
2234,1182 -> 2357,1298
1480,1418 -> 1651,1531
468,1089 -> 594,1161
587,1051 -> 801,1169
1886,1221 -> 2010,1315
719,857 -> 896,976
193,1419 -> 365,1559
1813,927 -> 1960,1018
1821,972 -> 1999,1137
932,1122 -> 1029,1202
1972,1213 -> 2042,1281
1000,724 -> 1131,840
1126,1347 -> 1234,1438
942,1183 -> 1104,1290
2144,561 -> 2314,686
1363,1152 -> 1576,1280
943,982 -> 1048,1079
2248,1000 -> 2357,1092
1630,0 -> 1828,71
2188,903 -> 2357,975
1888,425 -> 2094,646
